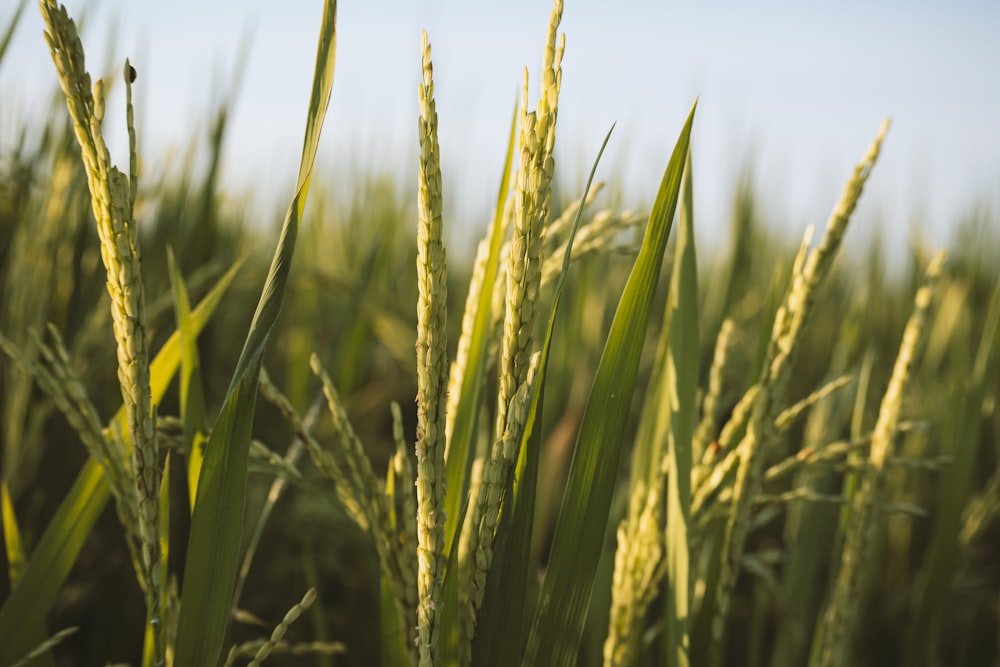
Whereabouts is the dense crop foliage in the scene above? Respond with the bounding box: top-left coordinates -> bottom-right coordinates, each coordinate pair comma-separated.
1,1 -> 998,665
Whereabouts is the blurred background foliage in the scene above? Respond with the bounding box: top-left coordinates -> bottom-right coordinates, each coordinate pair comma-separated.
1,20 -> 999,666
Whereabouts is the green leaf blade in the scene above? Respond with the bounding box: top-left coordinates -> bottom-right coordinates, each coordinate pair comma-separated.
0,460 -> 109,667
474,125 -> 616,667
442,99 -> 519,559
663,148 -> 699,667
522,100 -> 697,667
172,2 -> 338,664
173,363 -> 262,665
167,249 -> 210,511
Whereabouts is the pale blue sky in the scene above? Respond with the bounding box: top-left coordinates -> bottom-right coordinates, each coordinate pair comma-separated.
3,1 -> 998,255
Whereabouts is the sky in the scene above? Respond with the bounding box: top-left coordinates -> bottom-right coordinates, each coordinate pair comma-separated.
2,0 -> 998,256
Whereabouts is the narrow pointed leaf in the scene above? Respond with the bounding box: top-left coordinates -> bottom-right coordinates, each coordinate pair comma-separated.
0,482 -> 56,666
522,101 -> 697,667
167,249 -> 210,510
663,148 -> 699,667
1,482 -> 25,587
149,258 -> 245,407
172,2 -> 337,664
0,460 -> 108,666
443,101 -> 519,557
474,125 -> 615,667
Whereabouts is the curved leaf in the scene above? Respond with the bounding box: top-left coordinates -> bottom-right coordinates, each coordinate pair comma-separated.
521,100 -> 697,667
473,125 -> 615,667
0,460 -> 108,666
172,2 -> 338,664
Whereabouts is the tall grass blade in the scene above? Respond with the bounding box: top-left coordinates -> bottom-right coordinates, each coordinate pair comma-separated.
663,148 -> 699,667
0,481 -> 55,667
167,249 -> 210,511
443,101 -> 518,557
0,459 -> 109,666
151,259 -> 245,406
521,100 -> 696,667
474,125 -> 614,667
173,2 -> 337,664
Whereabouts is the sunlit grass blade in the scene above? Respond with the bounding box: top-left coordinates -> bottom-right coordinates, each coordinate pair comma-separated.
0,459 -> 108,666
150,258 -> 245,408
443,100 -> 518,556
172,2 -> 337,664
167,248 -> 210,511
108,256 -> 245,466
473,125 -> 615,667
602,147 -> 697,667
0,482 -> 54,667
1,482 -> 25,588
521,100 -> 696,667
663,147 -> 699,667
770,362 -> 852,667
690,520 -> 726,666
